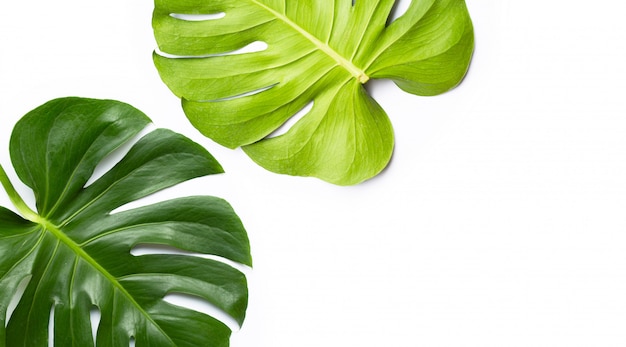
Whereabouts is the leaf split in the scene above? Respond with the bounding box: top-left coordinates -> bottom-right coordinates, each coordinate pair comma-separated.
153,0 -> 474,185
0,97 -> 251,346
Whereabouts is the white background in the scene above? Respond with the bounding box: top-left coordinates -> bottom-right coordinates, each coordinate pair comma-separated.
1,1 -> 626,346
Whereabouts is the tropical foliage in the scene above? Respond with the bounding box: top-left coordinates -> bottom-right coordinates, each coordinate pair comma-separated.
153,0 -> 474,185
0,97 -> 251,346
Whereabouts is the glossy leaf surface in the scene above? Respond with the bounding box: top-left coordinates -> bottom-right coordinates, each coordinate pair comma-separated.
0,98 -> 251,346
153,0 -> 474,185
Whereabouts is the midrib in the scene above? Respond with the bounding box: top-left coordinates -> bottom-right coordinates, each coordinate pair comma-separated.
1,163 -> 175,344
38,217 -> 175,345
252,0 -> 370,83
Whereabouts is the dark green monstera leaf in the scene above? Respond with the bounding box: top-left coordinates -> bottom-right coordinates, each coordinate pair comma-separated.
0,97 -> 251,346
153,0 -> 474,185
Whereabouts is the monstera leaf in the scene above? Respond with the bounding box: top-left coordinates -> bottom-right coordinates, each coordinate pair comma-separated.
0,98 -> 251,346
153,0 -> 474,185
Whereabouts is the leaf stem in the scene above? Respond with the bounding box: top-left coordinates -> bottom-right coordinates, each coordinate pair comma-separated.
0,162 -> 39,222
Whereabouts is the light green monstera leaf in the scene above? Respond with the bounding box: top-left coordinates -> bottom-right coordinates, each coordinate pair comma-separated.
0,98 -> 251,346
153,0 -> 474,185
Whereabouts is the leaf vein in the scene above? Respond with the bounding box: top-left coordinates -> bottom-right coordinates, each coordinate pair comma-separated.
0,228 -> 45,284
45,120 -> 123,218
24,238 -> 60,346
249,0 -> 368,82
41,219 -> 177,346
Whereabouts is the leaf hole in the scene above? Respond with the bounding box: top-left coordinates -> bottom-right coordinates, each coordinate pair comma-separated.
387,0 -> 411,25
170,12 -> 225,21
48,304 -> 55,347
5,275 -> 31,327
131,244 -> 250,274
266,101 -> 314,139
204,83 -> 277,103
155,41 -> 268,59
229,40 -> 268,55
90,305 -> 101,345
109,175 -> 226,215
164,292 -> 240,331
129,336 -> 136,347
84,124 -> 156,188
